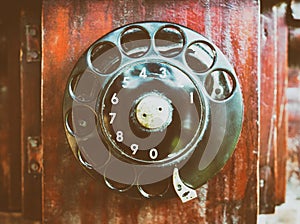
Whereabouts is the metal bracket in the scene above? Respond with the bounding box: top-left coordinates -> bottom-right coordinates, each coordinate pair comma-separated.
25,25 -> 40,62
27,136 -> 42,174
173,168 -> 197,203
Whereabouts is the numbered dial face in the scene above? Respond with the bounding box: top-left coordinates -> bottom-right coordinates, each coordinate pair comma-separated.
100,62 -> 204,164
63,22 -> 243,199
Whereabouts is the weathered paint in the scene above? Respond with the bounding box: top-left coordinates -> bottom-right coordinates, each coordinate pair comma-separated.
20,1 -> 43,220
259,10 -> 277,214
257,5 -> 289,213
41,0 -> 260,223
275,4 -> 288,206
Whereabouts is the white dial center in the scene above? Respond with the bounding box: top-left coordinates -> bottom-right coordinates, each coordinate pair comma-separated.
135,93 -> 173,131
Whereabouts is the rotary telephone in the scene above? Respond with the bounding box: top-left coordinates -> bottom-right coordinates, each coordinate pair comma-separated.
63,22 -> 243,202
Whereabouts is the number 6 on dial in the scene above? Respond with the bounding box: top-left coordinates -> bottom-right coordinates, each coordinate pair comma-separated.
111,93 -> 119,105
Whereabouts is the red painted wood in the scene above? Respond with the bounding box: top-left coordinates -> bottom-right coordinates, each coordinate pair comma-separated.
20,1 -> 43,220
41,1 -> 260,223
257,5 -> 289,211
275,5 -> 288,206
259,11 -> 277,214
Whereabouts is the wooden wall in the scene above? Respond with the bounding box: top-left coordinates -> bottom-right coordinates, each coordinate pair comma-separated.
1,1 -> 293,223
41,1 -> 260,223
0,0 -> 22,212
259,4 -> 288,214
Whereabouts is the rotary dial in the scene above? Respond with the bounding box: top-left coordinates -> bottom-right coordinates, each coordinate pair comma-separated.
63,22 -> 243,200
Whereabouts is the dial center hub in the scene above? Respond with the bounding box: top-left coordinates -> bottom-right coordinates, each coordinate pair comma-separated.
135,93 -> 173,131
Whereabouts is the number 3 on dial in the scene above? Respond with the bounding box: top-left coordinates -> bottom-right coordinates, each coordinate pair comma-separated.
159,67 -> 167,78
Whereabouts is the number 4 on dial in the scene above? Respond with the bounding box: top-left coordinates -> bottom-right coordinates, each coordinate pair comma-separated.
139,67 -> 147,78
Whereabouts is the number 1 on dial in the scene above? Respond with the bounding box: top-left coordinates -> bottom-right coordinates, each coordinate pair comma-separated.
190,92 -> 194,104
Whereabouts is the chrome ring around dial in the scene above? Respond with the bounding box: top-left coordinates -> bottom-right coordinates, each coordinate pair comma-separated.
63,22 -> 243,199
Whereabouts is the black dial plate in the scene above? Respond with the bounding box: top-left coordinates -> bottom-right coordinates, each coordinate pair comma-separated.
63,22 -> 243,199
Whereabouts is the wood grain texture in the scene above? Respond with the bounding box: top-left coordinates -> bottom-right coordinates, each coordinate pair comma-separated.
0,212 -> 39,224
20,1 -> 43,220
258,4 -> 289,212
0,1 -> 22,212
259,11 -> 277,214
41,0 -> 260,223
275,4 -> 288,206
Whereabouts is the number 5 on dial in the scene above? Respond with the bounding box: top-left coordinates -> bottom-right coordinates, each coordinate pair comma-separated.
122,77 -> 130,88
